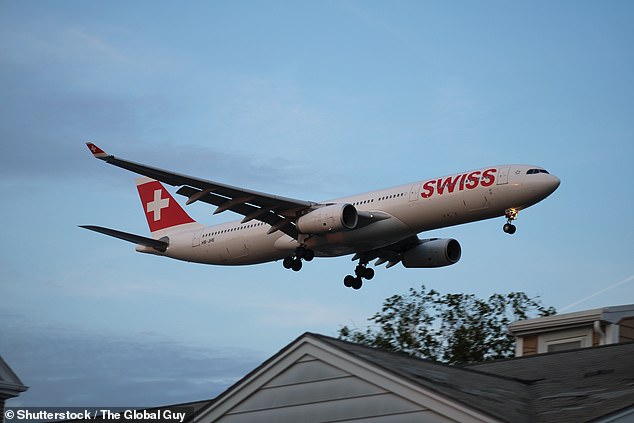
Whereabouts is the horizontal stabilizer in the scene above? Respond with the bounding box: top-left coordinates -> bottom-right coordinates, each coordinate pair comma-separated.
80,225 -> 168,252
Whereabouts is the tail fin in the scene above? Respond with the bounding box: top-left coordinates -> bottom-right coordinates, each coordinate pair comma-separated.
136,177 -> 201,237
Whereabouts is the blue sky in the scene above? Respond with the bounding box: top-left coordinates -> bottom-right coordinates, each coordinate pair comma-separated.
1,0 -> 633,407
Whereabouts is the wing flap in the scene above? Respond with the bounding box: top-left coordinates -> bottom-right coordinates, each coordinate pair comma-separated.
176,185 -> 299,238
355,235 -> 421,268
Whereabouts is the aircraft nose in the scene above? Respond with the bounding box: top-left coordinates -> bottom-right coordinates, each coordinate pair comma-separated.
536,173 -> 561,199
547,174 -> 561,194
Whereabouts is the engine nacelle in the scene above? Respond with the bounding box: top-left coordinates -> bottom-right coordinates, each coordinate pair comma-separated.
401,238 -> 461,268
296,203 -> 358,234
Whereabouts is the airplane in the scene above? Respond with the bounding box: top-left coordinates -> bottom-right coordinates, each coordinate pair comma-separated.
81,143 -> 560,289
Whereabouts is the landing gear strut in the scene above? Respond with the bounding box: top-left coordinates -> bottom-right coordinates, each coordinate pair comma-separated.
503,208 -> 518,234
282,246 -> 314,272
343,262 -> 374,290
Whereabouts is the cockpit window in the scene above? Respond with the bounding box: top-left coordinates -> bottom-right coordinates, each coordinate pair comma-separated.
527,169 -> 550,175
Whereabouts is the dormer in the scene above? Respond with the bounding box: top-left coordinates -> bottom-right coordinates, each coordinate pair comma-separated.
509,304 -> 634,357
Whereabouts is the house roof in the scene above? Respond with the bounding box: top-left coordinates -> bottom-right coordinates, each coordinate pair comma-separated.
0,355 -> 28,399
319,334 -> 634,422
316,334 -> 634,423
199,333 -> 634,423
198,332 -> 509,422
468,341 -> 634,422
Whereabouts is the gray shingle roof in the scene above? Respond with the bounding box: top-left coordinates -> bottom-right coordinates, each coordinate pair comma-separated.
312,334 -> 634,422
468,342 -> 634,422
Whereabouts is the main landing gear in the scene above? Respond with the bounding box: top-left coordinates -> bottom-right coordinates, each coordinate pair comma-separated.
343,262 -> 375,290
282,247 -> 376,290
282,246 -> 314,272
503,208 -> 518,234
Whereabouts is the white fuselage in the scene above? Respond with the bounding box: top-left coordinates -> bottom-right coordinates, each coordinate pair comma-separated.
141,165 -> 559,265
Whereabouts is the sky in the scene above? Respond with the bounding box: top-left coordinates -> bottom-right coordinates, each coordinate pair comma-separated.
1,0 -> 633,408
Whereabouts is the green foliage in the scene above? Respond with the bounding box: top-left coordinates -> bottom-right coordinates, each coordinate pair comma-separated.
338,285 -> 556,364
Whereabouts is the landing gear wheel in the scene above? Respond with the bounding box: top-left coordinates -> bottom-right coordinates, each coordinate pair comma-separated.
351,277 -> 363,290
344,275 -> 355,288
283,256 -> 294,269
291,259 -> 303,272
364,267 -> 375,280
355,264 -> 375,280
503,223 -> 517,234
284,246 -> 315,271
303,249 -> 315,261
346,263 -> 375,289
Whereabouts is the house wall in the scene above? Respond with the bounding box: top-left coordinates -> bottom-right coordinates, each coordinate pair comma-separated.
619,317 -> 634,342
522,335 -> 538,356
214,354 -> 457,423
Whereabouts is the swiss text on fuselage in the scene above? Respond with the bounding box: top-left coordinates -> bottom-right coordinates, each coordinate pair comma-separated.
421,168 -> 497,199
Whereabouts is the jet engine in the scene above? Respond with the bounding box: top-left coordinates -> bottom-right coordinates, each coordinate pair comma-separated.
296,203 -> 358,234
401,238 -> 461,268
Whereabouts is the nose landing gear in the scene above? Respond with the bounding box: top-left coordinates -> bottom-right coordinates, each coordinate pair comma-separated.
503,208 -> 518,234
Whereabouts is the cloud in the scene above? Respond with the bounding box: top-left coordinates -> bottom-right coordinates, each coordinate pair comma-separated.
0,311 -> 265,407
0,20 -> 338,198
0,26 -> 152,181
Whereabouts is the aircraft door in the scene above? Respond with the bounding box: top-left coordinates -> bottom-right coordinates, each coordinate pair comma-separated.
497,167 -> 510,185
409,184 -> 421,202
192,230 -> 202,247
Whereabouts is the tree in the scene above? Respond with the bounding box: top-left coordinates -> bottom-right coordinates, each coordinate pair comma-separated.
338,285 -> 556,364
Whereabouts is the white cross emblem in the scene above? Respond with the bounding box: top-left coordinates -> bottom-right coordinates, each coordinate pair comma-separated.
146,189 -> 169,221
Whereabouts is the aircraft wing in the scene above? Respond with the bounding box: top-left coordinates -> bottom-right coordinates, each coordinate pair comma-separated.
86,143 -> 315,238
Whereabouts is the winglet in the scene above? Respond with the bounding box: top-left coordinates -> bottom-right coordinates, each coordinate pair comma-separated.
86,142 -> 109,159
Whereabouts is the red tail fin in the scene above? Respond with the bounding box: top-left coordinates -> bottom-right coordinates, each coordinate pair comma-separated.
135,177 -> 198,235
